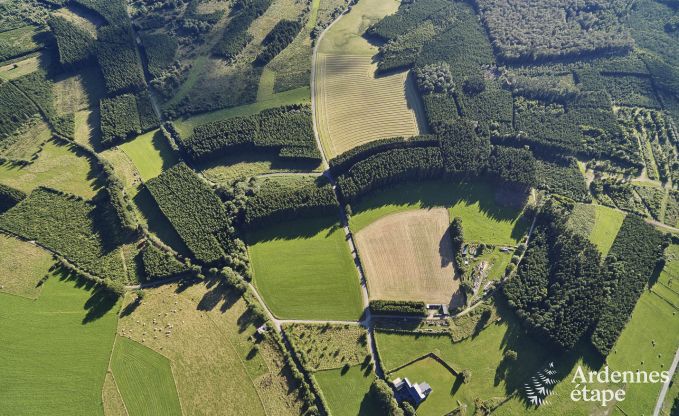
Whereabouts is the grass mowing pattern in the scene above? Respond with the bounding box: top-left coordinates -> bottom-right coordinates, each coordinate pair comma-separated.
110,336 -> 182,416
0,233 -> 54,299
315,54 -> 423,158
314,365 -> 381,416
349,180 -> 526,245
120,130 -> 178,181
248,216 -> 364,320
0,274 -> 119,416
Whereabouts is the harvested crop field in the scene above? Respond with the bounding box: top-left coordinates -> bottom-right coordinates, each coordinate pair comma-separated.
354,208 -> 460,305
315,54 -> 423,158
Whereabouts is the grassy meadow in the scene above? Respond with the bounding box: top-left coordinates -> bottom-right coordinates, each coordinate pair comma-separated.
248,216 -> 364,320
349,180 -> 527,245
119,129 -> 178,181
0,139 -> 102,199
110,336 -> 182,416
0,273 -> 119,415
199,150 -> 323,186
0,233 -> 54,299
117,282 -> 304,416
315,365 -> 381,416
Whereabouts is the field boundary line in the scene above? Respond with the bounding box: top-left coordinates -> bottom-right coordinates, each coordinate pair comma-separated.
385,352 -> 459,376
105,334 -> 131,416
654,346 -> 679,416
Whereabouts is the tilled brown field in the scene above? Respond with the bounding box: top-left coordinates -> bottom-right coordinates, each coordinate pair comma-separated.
354,208 -> 460,305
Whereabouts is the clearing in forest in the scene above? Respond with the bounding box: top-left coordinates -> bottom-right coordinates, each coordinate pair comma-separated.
0,233 -> 54,299
354,208 -> 459,305
314,0 -> 425,158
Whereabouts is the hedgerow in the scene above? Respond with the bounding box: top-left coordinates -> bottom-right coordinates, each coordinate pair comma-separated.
591,215 -> 667,355
99,94 -> 142,146
0,183 -> 26,213
96,25 -> 146,95
336,146 -> 444,201
255,19 -> 302,66
139,32 -> 177,78
369,300 -> 427,316
141,242 -> 189,280
145,163 -> 231,264
504,201 -> 606,350
243,175 -> 338,228
0,81 -> 37,140
212,0 -> 272,60
181,105 -> 320,162
0,187 -> 127,281
48,15 -> 95,67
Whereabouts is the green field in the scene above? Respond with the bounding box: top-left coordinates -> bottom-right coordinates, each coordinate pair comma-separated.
315,365 -> 381,416
349,180 -> 527,245
375,317 -> 547,414
0,273 -> 119,415
199,150 -> 322,186
0,233 -> 54,299
391,357 -> 458,416
110,336 -> 182,416
589,205 -> 626,256
172,86 -> 310,138
0,139 -> 102,199
607,290 -> 679,415
0,25 -> 42,60
120,129 -> 178,181
248,216 -> 364,320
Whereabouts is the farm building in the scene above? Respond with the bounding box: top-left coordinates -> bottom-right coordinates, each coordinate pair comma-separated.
392,377 -> 432,405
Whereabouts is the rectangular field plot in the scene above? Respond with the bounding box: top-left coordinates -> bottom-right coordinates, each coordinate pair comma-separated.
0,275 -> 119,415
248,217 -> 364,320
120,129 -> 178,181
316,54 -> 423,158
110,336 -> 182,416
354,208 -> 460,305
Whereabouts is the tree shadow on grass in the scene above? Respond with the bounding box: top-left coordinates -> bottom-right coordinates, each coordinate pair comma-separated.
133,186 -> 191,256
196,275 -> 239,313
245,215 -> 340,244
351,178 -> 530,239
150,130 -> 179,171
491,294 -> 605,407
53,267 -> 118,324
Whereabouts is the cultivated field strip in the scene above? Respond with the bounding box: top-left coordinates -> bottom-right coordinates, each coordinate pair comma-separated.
354,208 -> 460,305
316,54 -> 421,157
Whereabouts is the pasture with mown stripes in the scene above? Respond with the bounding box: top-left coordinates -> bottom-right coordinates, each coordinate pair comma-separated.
314,0 -> 425,159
